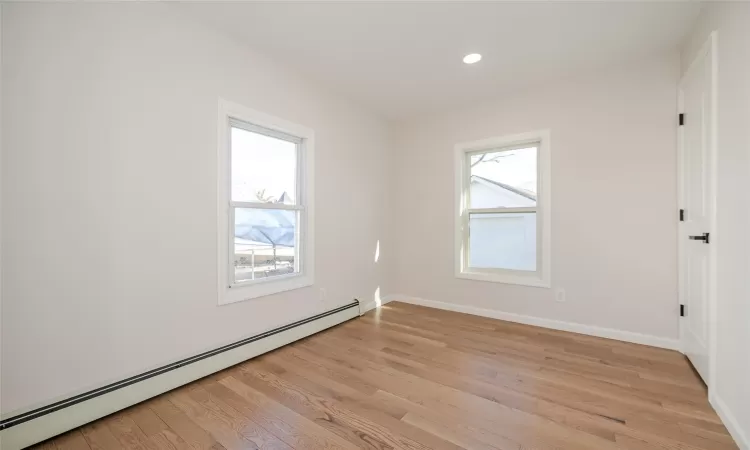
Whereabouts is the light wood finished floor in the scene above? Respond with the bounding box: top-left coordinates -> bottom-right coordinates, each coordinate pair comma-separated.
33,301 -> 737,450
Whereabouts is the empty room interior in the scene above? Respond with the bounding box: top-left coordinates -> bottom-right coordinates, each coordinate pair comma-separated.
1,1 -> 750,449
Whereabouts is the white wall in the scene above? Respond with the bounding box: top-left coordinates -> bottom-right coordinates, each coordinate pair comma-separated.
1,3 -> 392,415
682,4 -> 750,447
392,53 -> 680,340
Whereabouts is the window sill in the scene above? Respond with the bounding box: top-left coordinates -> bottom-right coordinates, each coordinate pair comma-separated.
456,270 -> 550,288
219,274 -> 313,305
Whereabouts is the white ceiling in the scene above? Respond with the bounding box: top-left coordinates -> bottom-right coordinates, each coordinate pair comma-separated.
181,2 -> 701,121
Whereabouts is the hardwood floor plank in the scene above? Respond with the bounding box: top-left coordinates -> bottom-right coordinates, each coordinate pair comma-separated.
80,422 -> 125,450
168,385 -> 289,450
270,346 -> 380,396
374,390 -> 523,450
231,368 -> 386,449
206,376 -> 357,450
237,362 -> 457,450
106,414 -> 159,450
128,404 -> 172,438
265,349 -> 410,420
364,309 -> 689,388
678,422 -> 741,447
301,339 -> 622,450
149,396 -> 227,450
339,314 -> 717,426
623,416 -> 738,450
127,402 -> 197,450
311,318 -> 734,448
191,382 -> 293,450
221,374 -> 361,450
400,412 -> 506,450
29,441 -> 59,450
255,356 -> 464,450
55,431 -> 93,450
38,301 -> 736,450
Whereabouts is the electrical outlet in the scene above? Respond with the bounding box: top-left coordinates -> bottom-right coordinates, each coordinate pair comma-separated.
555,288 -> 566,303
319,288 -> 327,304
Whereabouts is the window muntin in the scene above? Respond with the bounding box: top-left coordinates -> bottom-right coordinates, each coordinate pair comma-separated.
230,122 -> 298,205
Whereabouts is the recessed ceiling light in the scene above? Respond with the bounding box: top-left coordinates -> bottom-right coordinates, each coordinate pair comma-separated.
463,53 -> 482,64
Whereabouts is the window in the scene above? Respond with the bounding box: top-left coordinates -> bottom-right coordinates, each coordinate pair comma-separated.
218,99 -> 314,304
455,130 -> 550,287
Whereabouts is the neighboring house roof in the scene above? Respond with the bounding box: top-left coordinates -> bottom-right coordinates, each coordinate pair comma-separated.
471,175 -> 537,201
277,191 -> 294,204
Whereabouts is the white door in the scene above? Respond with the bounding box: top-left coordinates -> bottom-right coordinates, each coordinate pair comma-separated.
678,35 -> 715,384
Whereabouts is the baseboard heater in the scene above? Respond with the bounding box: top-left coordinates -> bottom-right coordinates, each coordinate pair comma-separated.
0,300 -> 361,450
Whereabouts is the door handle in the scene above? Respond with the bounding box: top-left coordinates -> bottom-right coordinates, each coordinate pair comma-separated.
689,232 -> 710,244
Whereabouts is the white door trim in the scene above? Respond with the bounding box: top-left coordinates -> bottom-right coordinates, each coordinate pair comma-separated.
677,30 -> 718,391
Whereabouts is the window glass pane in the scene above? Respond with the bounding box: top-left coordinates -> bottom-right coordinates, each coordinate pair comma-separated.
469,212 -> 536,271
234,208 -> 298,282
470,146 -> 537,208
231,126 -> 297,204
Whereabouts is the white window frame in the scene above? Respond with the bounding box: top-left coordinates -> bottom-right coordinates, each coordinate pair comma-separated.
217,99 -> 315,305
454,130 -> 551,288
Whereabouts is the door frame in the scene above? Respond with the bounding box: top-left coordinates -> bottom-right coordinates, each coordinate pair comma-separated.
676,31 -> 718,391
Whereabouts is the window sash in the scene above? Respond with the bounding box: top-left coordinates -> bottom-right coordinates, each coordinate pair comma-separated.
465,144 -> 540,211
462,210 -> 540,272
465,140 -> 541,158
229,201 -> 303,211
467,207 -> 536,215
229,118 -> 303,145
229,206 -> 304,287
229,119 -> 304,207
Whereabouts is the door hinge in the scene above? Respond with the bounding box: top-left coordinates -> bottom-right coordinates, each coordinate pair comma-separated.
680,304 -> 686,317
679,209 -> 685,222
689,232 -> 710,244
679,113 -> 684,126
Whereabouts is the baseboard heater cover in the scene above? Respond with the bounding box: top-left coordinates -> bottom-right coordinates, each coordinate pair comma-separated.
0,300 -> 361,450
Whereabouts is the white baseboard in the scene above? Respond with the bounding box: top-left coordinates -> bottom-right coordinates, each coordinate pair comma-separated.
711,394 -> 749,450
0,303 -> 360,450
384,294 -> 680,351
